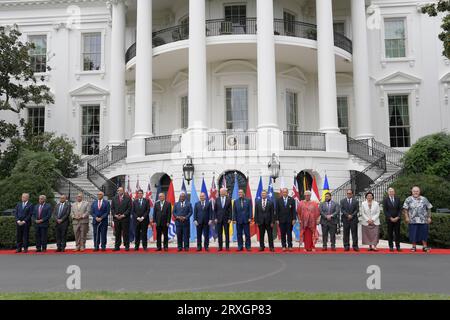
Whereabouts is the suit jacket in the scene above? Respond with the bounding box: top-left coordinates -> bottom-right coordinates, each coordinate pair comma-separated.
153,200 -> 172,227
111,194 -> 132,221
14,201 -> 33,225
360,200 -> 381,226
382,196 -> 402,220
233,197 -> 252,224
71,201 -> 90,225
254,199 -> 275,225
32,203 -> 52,228
53,201 -> 71,225
194,201 -> 212,225
132,198 -> 150,223
213,196 -> 232,223
340,197 -> 359,224
319,200 -> 339,225
173,201 -> 192,226
275,196 -> 296,223
91,199 -> 110,225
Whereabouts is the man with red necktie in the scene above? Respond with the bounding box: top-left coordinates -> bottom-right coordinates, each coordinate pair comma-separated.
32,195 -> 52,252
91,191 -> 110,251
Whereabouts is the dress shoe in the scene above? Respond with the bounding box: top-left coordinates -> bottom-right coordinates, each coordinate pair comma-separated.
93,248 -> 99,252
259,247 -> 264,252
184,248 -> 189,252
218,248 -> 223,252
124,247 -> 129,252
143,248 -> 148,251
205,248 -> 209,252
164,248 -> 168,252
156,248 -> 162,252
177,248 -> 182,252
353,247 -> 360,252
322,247 -> 328,252
101,248 -> 106,251
389,248 -> 394,252
344,248 -> 350,252
282,247 -> 287,252
288,247 -> 293,252
15,249 -> 22,253
397,248 -> 402,252
36,249 -> 42,253
225,248 -> 230,252
42,249 -> 47,252
237,248 -> 243,252
134,247 -> 139,251
269,248 -> 275,252
113,248 -> 120,252
331,247 -> 336,252
246,248 -> 251,252
23,249 -> 28,253
61,249 -> 65,253
197,248 -> 202,252
56,248 -> 61,253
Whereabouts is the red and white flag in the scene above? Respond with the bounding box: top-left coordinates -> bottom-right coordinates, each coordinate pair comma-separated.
146,178 -> 154,207
134,175 -> 141,199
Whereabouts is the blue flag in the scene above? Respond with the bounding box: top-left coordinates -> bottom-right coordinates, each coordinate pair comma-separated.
148,183 -> 162,241
181,179 -> 187,194
201,178 -> 209,201
231,174 -> 239,242
190,179 -> 199,242
255,176 -> 263,202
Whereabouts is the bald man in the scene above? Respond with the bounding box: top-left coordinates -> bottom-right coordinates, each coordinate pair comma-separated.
111,187 -> 132,251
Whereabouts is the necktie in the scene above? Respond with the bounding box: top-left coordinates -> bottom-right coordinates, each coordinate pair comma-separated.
348,199 -> 351,206
22,202 -> 26,209
140,199 -> 142,207
328,202 -> 331,213
284,198 -> 287,207
161,201 -> 164,209
221,197 -> 225,208
38,205 -> 43,219
98,200 -> 102,210
58,204 -> 63,218
181,202 -> 184,208
119,196 -> 122,204
263,200 -> 266,210
391,197 -> 395,205
202,201 -> 205,209
241,199 -> 243,207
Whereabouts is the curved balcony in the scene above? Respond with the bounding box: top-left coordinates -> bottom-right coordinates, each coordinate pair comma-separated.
125,18 -> 353,63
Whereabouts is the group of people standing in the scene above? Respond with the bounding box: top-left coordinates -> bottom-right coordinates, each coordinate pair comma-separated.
13,184 -> 433,253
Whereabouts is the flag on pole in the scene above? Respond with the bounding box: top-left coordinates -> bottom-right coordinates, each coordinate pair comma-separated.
267,177 -> 278,240
135,175 -> 141,199
321,175 -> 330,202
167,179 -> 176,240
209,177 -> 218,240
126,175 -> 132,198
292,177 -> 301,241
231,174 -> 239,242
181,179 -> 187,194
254,176 -> 263,241
311,175 -> 320,203
190,178 -> 199,242
245,177 -> 256,238
146,178 -> 154,241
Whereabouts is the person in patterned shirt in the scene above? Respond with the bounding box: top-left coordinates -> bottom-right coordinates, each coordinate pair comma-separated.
402,186 -> 433,253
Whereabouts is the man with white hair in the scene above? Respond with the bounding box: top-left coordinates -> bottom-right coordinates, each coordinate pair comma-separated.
71,193 -> 90,252
213,188 -> 232,251
173,192 -> 192,251
275,188 -> 296,252
14,193 -> 33,253
382,187 -> 402,252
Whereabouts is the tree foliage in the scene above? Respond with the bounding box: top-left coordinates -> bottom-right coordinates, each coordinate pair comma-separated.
402,132 -> 450,181
422,0 -> 450,59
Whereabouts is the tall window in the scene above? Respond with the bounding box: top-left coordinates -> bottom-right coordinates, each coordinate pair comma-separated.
226,87 -> 248,131
181,96 -> 188,130
225,4 -> 246,23
29,35 -> 47,73
388,95 -> 410,148
82,33 -> 102,71
337,96 -> 349,135
283,11 -> 296,35
81,105 -> 100,155
333,22 -> 345,35
286,91 -> 299,131
384,18 -> 406,58
27,107 -> 45,135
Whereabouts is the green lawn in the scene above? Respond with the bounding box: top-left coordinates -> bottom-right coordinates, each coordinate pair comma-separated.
0,292 -> 449,300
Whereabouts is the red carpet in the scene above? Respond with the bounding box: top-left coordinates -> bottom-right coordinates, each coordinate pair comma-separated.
1,248 -> 450,255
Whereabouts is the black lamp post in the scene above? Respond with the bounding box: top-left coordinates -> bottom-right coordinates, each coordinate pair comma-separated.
183,156 -> 195,185
268,153 -> 280,182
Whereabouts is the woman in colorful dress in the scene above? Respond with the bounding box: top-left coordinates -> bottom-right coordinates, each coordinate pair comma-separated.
298,191 -> 320,252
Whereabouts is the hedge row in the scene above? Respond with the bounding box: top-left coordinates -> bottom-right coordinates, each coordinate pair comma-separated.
379,212 -> 450,248
0,216 -> 75,249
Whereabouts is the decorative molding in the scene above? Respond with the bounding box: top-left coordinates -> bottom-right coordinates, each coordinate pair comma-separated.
278,66 -> 308,85
213,60 -> 257,76
171,71 -> 189,89
70,83 -> 110,96
0,0 -> 105,7
375,71 -> 422,86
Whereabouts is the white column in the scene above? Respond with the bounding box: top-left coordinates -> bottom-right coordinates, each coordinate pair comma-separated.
108,0 -> 127,145
188,0 -> 207,131
316,0 -> 340,134
352,0 -> 373,139
133,0 -> 152,138
257,0 -> 278,130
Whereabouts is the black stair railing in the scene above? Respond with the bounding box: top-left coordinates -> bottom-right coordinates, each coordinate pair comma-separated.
54,171 -> 96,203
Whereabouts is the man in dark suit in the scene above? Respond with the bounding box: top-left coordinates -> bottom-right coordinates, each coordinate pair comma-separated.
233,189 -> 252,251
111,187 -> 132,251
275,188 -> 296,251
213,188 -> 232,251
340,189 -> 360,251
53,194 -> 71,252
91,191 -> 110,251
14,193 -> 33,253
382,187 -> 402,252
194,192 -> 212,251
132,189 -> 150,251
173,192 -> 192,251
254,190 -> 275,252
152,192 -> 172,251
319,192 -> 339,251
32,195 -> 52,252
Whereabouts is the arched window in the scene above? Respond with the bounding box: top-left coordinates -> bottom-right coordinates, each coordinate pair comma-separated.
158,174 -> 171,194
218,170 -> 248,195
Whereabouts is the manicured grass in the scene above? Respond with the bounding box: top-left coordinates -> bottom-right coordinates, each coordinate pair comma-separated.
0,292 -> 449,300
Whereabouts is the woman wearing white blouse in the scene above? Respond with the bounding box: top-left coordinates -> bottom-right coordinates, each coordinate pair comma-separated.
360,192 -> 381,251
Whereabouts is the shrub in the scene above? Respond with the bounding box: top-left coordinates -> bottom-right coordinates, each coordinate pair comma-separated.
402,132 -> 450,180
0,216 -> 75,249
389,174 -> 450,210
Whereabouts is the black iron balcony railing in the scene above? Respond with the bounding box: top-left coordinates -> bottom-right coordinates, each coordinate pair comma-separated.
125,18 -> 353,63
283,131 -> 326,151
208,131 -> 257,151
145,134 -> 182,155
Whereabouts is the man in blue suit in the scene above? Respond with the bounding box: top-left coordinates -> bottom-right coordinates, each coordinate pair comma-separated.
14,193 -> 33,253
91,191 -> 110,251
32,195 -> 52,252
233,189 -> 252,251
173,192 -> 192,252
194,192 -> 213,252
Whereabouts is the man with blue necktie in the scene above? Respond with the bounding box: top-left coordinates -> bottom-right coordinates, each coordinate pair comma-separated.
194,192 -> 213,252
14,193 -> 33,253
173,192 -> 192,252
232,189 -> 252,251
275,188 -> 296,252
91,191 -> 110,251
53,194 -> 71,252
213,188 -> 232,251
32,195 -> 52,252
131,189 -> 150,251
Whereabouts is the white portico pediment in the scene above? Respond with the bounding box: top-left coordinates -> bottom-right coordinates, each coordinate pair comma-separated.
70,83 -> 109,97
213,60 -> 257,76
375,71 -> 422,86
278,66 -> 308,85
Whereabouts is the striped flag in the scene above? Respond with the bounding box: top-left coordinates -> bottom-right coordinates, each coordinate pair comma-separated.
254,176 -> 263,241
231,174 -> 239,242
167,179 -> 176,240
190,178 -> 199,242
126,175 -> 132,198
246,176 -> 256,238
292,177 -> 301,241
311,176 -> 320,203
209,177 -> 218,240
